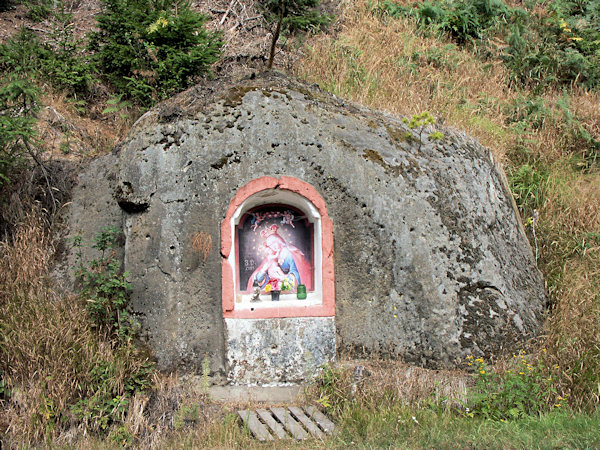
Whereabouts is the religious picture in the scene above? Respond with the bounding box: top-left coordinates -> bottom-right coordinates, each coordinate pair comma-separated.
237,205 -> 314,294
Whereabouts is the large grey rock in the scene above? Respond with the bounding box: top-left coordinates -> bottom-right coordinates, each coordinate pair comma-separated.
69,72 -> 545,380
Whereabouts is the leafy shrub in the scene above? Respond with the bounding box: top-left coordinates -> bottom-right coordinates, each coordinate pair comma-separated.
89,0 -> 222,106
380,0 -> 510,43
24,0 -> 53,22
0,21 -> 95,98
466,352 -> 561,420
42,4 -> 97,95
0,27 -> 48,76
73,226 -> 138,343
402,111 -> 444,150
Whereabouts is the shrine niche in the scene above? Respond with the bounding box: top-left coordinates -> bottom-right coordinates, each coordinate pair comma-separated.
221,176 -> 335,320
220,176 -> 336,383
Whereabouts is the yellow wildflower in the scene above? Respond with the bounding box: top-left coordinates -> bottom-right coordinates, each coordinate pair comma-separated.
480,370 -> 485,375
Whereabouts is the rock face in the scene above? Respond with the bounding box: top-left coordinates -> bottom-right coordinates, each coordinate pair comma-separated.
69,72 -> 545,382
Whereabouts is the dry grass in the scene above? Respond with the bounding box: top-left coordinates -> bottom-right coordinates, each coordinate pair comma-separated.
0,213 -> 150,445
294,0 -> 600,410
37,90 -> 138,160
295,0 -> 517,161
340,359 -> 470,408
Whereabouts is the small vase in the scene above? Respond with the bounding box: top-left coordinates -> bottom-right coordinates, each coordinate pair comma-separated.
271,290 -> 281,301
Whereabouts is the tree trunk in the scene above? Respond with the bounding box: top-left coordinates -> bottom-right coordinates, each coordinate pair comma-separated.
267,0 -> 285,70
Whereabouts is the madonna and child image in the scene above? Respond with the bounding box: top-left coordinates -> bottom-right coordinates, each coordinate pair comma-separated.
237,205 -> 314,295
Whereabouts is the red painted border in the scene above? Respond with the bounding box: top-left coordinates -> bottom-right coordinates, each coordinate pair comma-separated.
221,176 -> 335,319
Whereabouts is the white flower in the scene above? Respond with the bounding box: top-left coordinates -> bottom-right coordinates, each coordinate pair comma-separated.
412,416 -> 419,424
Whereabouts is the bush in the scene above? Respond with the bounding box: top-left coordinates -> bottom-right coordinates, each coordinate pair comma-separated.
0,21 -> 95,98
42,4 -> 97,95
466,352 -> 562,421
262,0 -> 332,34
73,226 -> 138,344
89,0 -> 222,106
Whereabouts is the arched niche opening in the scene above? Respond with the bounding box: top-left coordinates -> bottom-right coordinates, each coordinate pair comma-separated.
221,176 -> 334,319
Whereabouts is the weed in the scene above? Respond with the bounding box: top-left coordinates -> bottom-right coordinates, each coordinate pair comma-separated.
0,215 -> 154,444
73,226 -> 138,343
465,352 -> 560,420
402,111 -> 444,150
102,94 -> 132,120
507,163 -> 549,216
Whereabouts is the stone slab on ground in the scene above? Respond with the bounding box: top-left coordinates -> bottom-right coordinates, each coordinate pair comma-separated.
209,385 -> 303,403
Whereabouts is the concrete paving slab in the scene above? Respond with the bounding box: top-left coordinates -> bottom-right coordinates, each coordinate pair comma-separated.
209,385 -> 304,403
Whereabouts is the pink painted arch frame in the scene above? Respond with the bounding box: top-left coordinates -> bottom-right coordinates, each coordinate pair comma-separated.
221,176 -> 335,319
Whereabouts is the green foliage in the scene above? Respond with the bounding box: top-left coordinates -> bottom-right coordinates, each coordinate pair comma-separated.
312,364 -> 351,416
466,352 -> 561,421
402,111 -> 444,149
73,226 -> 138,343
102,93 -> 132,119
379,0 -> 600,91
42,4 -> 97,95
0,19 -> 95,98
379,0 -> 510,43
69,227 -> 155,435
0,27 -> 48,76
555,94 -> 600,170
24,0 -> 53,22
89,0 -> 222,106
0,77 -> 40,185
262,0 -> 332,34
506,94 -> 552,131
507,163 -> 549,216
70,357 -> 154,432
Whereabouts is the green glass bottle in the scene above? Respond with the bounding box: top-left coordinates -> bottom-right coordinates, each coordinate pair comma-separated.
296,284 -> 307,300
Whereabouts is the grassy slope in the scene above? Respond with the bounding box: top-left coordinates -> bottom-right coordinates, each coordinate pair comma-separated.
294,0 -> 600,409
1,0 -> 600,447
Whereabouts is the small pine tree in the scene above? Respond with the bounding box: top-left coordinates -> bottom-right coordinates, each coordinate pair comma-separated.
0,77 -> 40,185
89,0 -> 222,106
